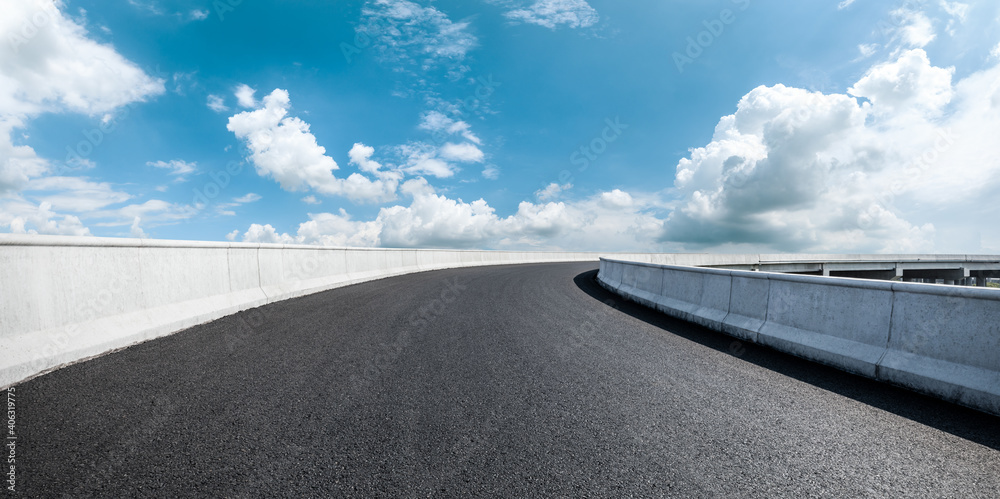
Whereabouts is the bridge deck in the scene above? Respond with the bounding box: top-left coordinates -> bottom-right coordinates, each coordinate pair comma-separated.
14,263 -> 1000,496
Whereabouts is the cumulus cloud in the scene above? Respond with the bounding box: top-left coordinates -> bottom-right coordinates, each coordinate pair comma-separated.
0,119 -> 48,195
234,84 -> 257,108
226,89 -> 400,202
661,47 -> 1000,253
241,223 -> 294,244
501,0 -> 599,29
599,189 -> 633,209
0,0 -> 164,235
1,200 -> 92,236
232,181 -> 664,251
0,0 -> 164,198
0,2 -> 164,117
348,143 -> 382,173
239,210 -> 381,247
849,49 -> 954,115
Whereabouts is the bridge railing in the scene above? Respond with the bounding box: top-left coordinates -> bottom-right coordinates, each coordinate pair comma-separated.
598,258 -> 1000,416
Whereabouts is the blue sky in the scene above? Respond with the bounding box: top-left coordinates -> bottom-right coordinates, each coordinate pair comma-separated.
3,0 -> 1000,252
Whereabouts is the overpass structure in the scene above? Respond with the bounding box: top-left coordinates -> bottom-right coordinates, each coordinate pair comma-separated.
11,262 -> 1000,496
703,254 -> 1000,285
4,235 -> 1000,495
2,234 -> 998,402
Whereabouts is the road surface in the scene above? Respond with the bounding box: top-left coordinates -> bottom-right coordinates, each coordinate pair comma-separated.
14,263 -> 1000,497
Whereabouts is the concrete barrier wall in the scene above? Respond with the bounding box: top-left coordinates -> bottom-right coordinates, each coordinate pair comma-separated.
1,235 -> 613,388
758,275 -> 893,378
880,284 -> 1000,414
6,233 -> 997,409
598,258 -> 1000,416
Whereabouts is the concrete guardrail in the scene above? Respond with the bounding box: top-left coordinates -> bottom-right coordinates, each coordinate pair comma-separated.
2,235 -> 655,389
5,234 -> 997,398
598,258 -> 1000,416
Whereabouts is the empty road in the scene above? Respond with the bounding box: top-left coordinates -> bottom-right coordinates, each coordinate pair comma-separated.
14,262 -> 1000,497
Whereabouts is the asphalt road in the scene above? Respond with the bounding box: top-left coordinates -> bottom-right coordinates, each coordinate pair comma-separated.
13,262 -> 1000,497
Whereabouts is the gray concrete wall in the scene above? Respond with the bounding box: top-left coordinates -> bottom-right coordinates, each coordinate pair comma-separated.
0,235 -> 611,388
5,233 -> 998,396
598,258 -> 1000,416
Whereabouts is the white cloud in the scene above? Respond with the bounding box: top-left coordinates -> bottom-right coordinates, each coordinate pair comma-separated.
357,0 -> 477,77
170,72 -> 196,95
297,210 -> 382,247
838,0 -> 857,9
418,110 -> 480,144
1,201 -> 91,236
234,84 -> 257,108
535,182 -> 572,201
0,119 -> 48,195
993,42 -> 1000,60
378,187 -> 500,248
0,0 -> 164,195
939,1 -> 969,23
22,176 -> 132,212
482,165 -> 500,180
599,189 -> 633,209
147,159 -> 198,180
439,142 -> 485,163
215,193 -> 261,216
126,0 -> 163,16
503,0 -> 599,29
849,49 -> 954,115
858,43 -> 878,58
397,142 -> 459,178
91,199 -> 197,224
301,195 -> 321,205
130,217 -> 148,238
0,1 -> 164,117
891,8 -> 936,48
232,180 -> 665,251
348,143 -> 382,173
661,48 -> 1000,253
241,223 -> 296,244
206,94 -> 229,112
233,193 -> 262,204
227,89 -> 400,202
189,9 -> 209,21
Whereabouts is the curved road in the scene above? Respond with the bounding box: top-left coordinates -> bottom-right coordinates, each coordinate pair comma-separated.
15,263 -> 1000,497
